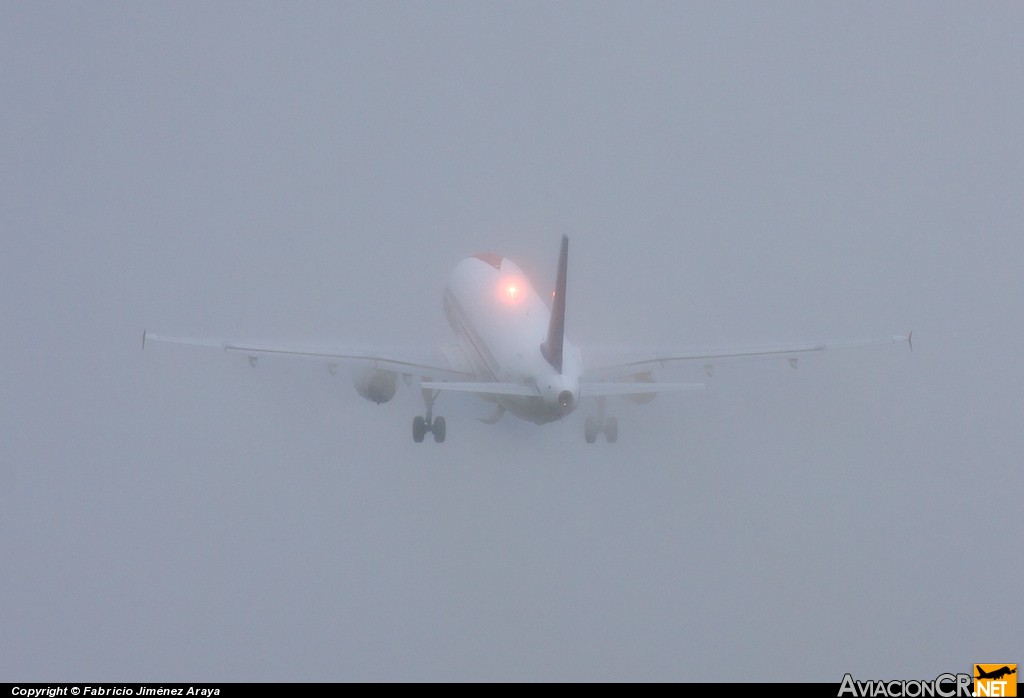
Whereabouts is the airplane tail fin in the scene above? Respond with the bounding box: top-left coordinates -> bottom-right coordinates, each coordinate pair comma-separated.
541,235 -> 568,373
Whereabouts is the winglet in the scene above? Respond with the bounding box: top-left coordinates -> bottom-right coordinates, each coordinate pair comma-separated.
540,235 -> 568,374
142,329 -> 147,351
907,330 -> 913,352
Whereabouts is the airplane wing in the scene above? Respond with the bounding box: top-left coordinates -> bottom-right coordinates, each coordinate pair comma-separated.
142,330 -> 474,381
583,333 -> 912,381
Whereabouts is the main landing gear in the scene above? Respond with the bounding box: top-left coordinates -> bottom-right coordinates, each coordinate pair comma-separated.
413,388 -> 446,443
584,397 -> 618,444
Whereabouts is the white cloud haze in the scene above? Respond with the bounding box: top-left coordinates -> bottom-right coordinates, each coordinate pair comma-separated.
1,2 -> 1021,681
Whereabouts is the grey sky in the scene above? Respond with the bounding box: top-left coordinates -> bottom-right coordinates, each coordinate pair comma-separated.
1,1 -> 1021,681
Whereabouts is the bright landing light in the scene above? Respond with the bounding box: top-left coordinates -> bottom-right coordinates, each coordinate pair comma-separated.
497,277 -> 525,304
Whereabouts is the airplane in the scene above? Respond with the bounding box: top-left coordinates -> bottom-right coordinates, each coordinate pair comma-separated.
143,235 -> 911,443
976,666 -> 1017,681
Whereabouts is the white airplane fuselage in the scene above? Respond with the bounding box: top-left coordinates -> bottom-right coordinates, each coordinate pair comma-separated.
443,254 -> 582,424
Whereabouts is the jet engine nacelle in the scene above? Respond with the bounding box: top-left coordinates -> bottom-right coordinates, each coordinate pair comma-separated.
352,367 -> 398,404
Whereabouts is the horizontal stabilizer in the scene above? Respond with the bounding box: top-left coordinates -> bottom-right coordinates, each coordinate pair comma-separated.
420,381 -> 538,397
581,382 -> 705,397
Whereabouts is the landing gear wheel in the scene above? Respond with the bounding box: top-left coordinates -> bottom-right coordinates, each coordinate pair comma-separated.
604,416 -> 618,443
585,416 -> 599,443
413,388 -> 444,443
413,416 -> 427,443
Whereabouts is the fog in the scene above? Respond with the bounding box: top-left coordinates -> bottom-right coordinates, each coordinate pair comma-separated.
2,2 -> 1020,681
